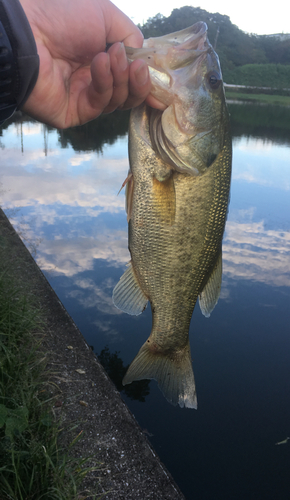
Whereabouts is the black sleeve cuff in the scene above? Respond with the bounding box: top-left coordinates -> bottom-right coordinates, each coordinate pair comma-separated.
0,0 -> 39,124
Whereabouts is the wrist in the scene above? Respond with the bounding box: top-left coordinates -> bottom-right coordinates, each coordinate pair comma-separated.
0,0 -> 39,124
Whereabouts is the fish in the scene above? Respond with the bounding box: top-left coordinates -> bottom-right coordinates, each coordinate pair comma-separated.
112,22 -> 232,408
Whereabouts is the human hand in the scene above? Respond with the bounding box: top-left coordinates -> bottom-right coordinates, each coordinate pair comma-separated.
19,0 -> 162,128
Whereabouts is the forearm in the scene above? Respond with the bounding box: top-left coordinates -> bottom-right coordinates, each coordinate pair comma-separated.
0,0 -> 39,124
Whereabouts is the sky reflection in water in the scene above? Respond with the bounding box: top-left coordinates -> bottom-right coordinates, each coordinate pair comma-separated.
1,105 -> 290,499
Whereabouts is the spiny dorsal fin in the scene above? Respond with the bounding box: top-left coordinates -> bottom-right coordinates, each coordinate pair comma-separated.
112,262 -> 148,315
199,250 -> 222,318
125,171 -> 134,222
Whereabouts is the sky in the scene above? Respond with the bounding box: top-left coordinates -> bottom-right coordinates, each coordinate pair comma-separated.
112,0 -> 290,36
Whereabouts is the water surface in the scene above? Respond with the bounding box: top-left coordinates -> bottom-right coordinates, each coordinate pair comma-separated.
1,103 -> 290,499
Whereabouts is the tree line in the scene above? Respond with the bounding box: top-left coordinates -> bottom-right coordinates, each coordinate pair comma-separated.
139,7 -> 290,87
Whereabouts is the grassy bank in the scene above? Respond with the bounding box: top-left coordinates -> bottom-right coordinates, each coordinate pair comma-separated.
225,91 -> 290,106
0,260 -> 98,499
223,64 -> 290,89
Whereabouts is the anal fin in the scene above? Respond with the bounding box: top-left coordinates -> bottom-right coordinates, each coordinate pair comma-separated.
112,261 -> 148,315
199,250 -> 222,318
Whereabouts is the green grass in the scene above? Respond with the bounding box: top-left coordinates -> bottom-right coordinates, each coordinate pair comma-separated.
0,267 -> 100,499
223,64 -> 290,90
225,91 -> 290,106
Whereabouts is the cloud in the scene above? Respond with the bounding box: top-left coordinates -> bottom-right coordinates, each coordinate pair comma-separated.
3,120 -> 290,298
7,196 -> 290,291
67,277 -> 123,316
69,154 -> 93,167
21,213 -> 290,293
222,220 -> 290,287
93,320 -> 122,341
1,139 -> 129,212
20,123 -> 43,136
35,230 -> 129,277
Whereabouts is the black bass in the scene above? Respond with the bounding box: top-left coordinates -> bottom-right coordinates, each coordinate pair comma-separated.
113,22 -> 232,408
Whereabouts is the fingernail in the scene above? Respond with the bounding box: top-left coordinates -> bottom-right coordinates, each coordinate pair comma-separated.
135,61 -> 148,86
116,42 -> 128,72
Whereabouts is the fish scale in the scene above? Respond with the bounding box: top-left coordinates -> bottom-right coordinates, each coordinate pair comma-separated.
130,110 -> 231,341
113,22 -> 232,408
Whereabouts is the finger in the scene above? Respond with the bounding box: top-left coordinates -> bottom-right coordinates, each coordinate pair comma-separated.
89,52 -> 112,97
145,94 -> 168,111
118,59 -> 151,111
75,52 -> 115,124
102,42 -> 130,113
85,52 -> 114,111
105,3 -> 144,48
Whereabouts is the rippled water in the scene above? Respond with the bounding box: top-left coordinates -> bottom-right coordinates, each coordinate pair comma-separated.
1,103 -> 290,499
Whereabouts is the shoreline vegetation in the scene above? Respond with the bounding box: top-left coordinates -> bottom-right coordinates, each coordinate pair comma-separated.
225,89 -> 290,106
0,252 -> 98,498
140,7 -> 290,78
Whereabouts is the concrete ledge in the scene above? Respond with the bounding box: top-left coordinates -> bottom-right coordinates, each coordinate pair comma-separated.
0,208 -> 185,499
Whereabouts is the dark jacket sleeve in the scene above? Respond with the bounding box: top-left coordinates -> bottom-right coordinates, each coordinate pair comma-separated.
0,0 -> 39,125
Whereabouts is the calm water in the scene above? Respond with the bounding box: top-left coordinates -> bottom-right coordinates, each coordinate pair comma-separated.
1,103 -> 290,499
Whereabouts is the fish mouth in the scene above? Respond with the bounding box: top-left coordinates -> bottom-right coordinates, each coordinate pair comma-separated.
128,22 -> 224,175
126,22 -> 212,107
125,22 -> 209,72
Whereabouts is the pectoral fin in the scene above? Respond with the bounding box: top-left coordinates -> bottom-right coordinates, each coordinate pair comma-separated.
199,251 -> 222,318
112,262 -> 148,315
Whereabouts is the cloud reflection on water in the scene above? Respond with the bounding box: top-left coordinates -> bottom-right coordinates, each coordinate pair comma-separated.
28,219 -> 289,289
7,206 -> 290,291
223,220 -> 290,287
233,137 -> 290,190
35,231 -> 129,277
1,120 -> 290,295
69,277 -> 123,316
1,158 -> 128,211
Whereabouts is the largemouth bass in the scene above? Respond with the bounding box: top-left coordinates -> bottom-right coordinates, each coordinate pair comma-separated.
113,22 -> 232,408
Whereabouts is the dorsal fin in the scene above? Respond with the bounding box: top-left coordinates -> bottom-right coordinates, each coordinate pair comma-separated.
125,171 -> 134,222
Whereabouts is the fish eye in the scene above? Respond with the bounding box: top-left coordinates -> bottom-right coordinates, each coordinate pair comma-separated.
207,71 -> 221,90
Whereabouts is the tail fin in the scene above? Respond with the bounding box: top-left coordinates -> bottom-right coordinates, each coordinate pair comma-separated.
123,339 -> 197,409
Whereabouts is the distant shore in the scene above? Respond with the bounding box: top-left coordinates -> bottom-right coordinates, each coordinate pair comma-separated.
225,88 -> 290,106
